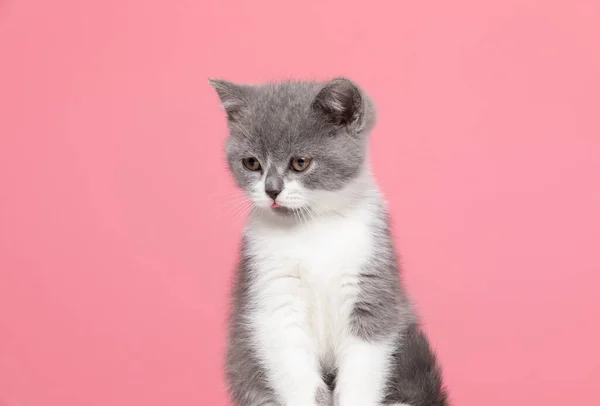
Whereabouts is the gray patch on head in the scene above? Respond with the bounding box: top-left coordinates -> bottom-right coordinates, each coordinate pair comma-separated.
210,78 -> 376,194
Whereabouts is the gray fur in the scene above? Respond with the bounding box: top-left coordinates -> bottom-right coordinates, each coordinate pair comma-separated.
351,207 -> 417,342
225,241 -> 278,406
212,78 -> 448,405
211,78 -> 375,197
264,166 -> 284,197
315,385 -> 334,406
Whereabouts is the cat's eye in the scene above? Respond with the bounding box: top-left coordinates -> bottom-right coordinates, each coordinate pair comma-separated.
291,157 -> 312,172
242,157 -> 261,171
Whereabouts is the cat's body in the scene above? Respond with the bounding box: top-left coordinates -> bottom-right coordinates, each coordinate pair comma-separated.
211,78 -> 448,406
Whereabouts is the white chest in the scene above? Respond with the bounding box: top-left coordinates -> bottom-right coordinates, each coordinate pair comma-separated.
246,212 -> 374,360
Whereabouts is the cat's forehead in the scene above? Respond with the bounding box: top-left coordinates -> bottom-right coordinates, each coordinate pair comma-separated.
248,83 -> 321,128
236,82 -> 331,158
255,81 -> 321,107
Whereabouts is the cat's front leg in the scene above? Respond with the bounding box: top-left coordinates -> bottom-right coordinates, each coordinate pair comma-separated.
253,274 -> 327,406
334,334 -> 395,406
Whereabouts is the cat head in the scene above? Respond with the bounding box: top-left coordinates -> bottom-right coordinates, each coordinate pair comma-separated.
210,77 -> 377,218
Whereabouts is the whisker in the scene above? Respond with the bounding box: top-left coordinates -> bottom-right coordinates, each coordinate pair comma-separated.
224,198 -> 251,215
304,206 -> 316,224
230,201 -> 254,223
294,208 -> 304,227
209,191 -> 248,200
224,196 -> 252,207
303,196 -> 345,219
299,206 -> 310,227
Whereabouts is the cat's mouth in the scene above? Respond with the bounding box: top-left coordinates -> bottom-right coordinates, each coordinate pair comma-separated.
267,200 -> 307,217
269,204 -> 296,216
271,205 -> 291,213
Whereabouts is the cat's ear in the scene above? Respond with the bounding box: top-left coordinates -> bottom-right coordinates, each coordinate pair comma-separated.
209,79 -> 251,122
311,77 -> 373,134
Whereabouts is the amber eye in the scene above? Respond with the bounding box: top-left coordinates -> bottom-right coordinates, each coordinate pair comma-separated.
242,157 -> 261,171
291,157 -> 312,172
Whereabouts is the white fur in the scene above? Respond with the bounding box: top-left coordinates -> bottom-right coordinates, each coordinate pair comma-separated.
335,335 -> 396,406
244,164 -> 396,405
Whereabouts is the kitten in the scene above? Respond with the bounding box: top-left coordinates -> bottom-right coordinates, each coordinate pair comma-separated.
210,77 -> 448,406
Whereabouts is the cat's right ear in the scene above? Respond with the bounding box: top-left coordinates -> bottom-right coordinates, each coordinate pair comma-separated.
311,77 -> 370,135
209,79 -> 250,122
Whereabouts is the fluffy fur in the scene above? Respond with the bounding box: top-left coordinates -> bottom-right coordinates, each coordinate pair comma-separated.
211,77 -> 448,406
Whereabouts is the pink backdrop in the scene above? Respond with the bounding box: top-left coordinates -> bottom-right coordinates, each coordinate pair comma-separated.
1,1 -> 599,405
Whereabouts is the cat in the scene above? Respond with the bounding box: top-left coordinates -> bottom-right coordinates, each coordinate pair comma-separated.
210,77 -> 448,406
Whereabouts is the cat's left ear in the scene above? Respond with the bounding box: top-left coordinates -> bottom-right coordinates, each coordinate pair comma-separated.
311,77 -> 375,135
209,79 -> 251,122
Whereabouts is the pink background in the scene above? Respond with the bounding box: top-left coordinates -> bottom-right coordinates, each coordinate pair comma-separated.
1,0 -> 599,405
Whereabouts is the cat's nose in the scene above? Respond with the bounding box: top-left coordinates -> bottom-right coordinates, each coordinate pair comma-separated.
265,188 -> 281,201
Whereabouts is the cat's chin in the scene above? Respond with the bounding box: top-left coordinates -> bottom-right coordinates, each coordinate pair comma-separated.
257,204 -> 311,221
269,205 -> 296,216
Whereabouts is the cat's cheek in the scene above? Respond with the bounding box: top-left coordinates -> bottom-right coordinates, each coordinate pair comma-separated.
281,182 -> 313,210
243,172 -> 267,207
